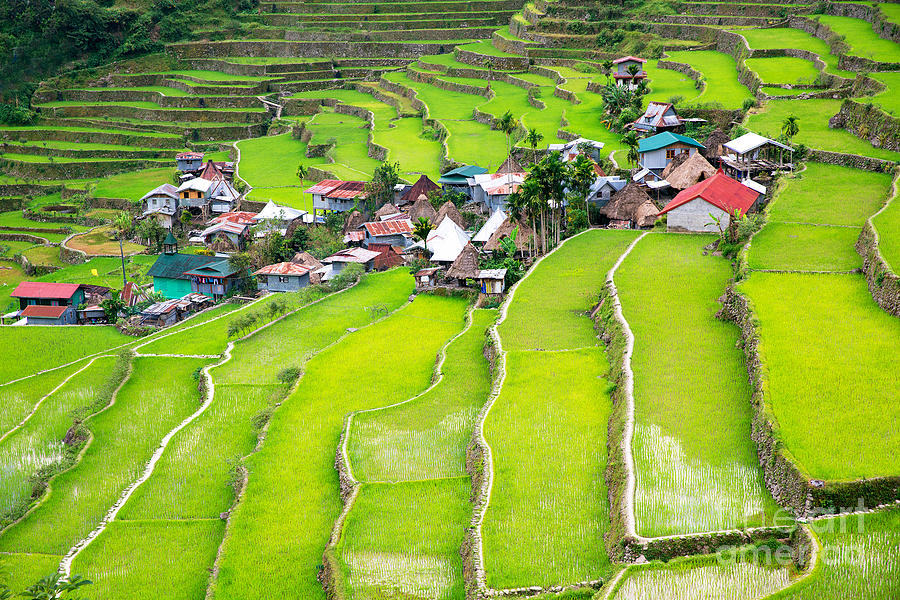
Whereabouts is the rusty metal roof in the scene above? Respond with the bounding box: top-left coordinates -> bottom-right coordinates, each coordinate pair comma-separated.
254,262 -> 313,276
21,305 -> 70,318
363,219 -> 413,237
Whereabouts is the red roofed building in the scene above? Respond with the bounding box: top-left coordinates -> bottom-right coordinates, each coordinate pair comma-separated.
368,243 -> 406,270
658,169 -> 762,233
613,56 -> 647,89
11,282 -> 85,311
254,262 -> 313,293
19,304 -> 77,325
361,219 -> 414,248
304,180 -> 368,217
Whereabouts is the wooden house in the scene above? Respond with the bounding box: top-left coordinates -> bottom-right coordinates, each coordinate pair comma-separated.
658,169 -> 762,233
11,282 -> 85,312
184,260 -> 244,301
177,178 -> 213,208
176,151 -> 204,172
304,180 -> 367,218
255,262 -> 312,293
470,171 -> 527,213
414,267 -> 443,290
141,184 -> 180,229
361,219 -> 414,249
477,269 -> 507,296
589,177 -> 628,208
597,182 -> 659,229
398,174 -> 439,206
612,56 -> 647,89
638,132 -> 705,177
19,305 -> 77,326
438,165 -> 488,198
632,102 -> 685,135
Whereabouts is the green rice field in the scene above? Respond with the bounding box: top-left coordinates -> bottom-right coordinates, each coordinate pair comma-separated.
665,51 -> 754,109
815,15 -> 900,62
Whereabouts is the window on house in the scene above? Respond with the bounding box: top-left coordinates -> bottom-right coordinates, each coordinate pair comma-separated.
278,276 -> 289,283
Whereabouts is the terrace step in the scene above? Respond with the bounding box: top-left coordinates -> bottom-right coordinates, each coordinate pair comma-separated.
354,81 -> 419,115
257,16 -> 510,30
0,127 -> 185,148
0,143 -> 181,160
238,25 -> 498,41
259,0 -> 522,9
45,88 -> 265,110
167,40 -> 475,61
680,2 -> 810,17
106,73 -> 272,95
257,9 -> 515,22
40,117 -> 269,141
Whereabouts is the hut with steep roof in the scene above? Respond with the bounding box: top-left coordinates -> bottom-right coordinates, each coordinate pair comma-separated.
483,218 -> 538,256
374,202 -> 402,220
434,201 -> 466,229
703,128 -> 730,162
399,174 -> 439,206
598,182 -> 659,229
664,152 -> 717,191
496,154 -> 524,174
445,242 -> 480,285
407,194 -> 438,222
342,210 -> 366,234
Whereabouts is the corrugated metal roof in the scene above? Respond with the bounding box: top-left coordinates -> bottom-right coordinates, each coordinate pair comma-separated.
11,281 -> 80,299
184,259 -> 239,278
254,262 -> 312,276
209,211 -> 257,225
477,268 -> 507,280
327,181 -> 367,200
322,247 -> 380,264
21,305 -> 69,318
638,132 -> 704,153
176,152 -> 204,160
343,231 -> 365,243
613,56 -> 646,64
177,178 -> 212,193
148,253 -> 219,280
303,179 -> 345,195
140,184 -> 179,203
363,219 -> 413,237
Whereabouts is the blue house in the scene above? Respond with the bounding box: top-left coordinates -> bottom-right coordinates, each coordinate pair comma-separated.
638,132 -> 705,177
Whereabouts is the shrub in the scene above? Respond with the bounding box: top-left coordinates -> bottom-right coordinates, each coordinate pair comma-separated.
328,262 -> 365,291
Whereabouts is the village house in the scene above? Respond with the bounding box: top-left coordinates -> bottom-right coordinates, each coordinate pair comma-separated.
255,262 -> 312,293
184,260 -> 244,301
317,247 -> 381,281
438,165 -> 488,199
176,151 -> 204,172
141,184 -> 180,229
658,169 -> 762,233
597,182 -> 659,229
177,178 -> 213,209
139,293 -> 211,327
396,174 -> 440,206
589,176 -> 628,208
637,132 -> 705,177
192,211 -> 256,250
305,180 -> 367,219
9,282 -> 90,325
361,219 -> 414,249
412,216 -> 471,265
470,171 -> 527,213
407,194 -> 439,223
148,235 -> 227,299
445,242 -> 479,286
473,209 -> 508,245
632,102 -> 685,135
662,151 -> 717,191
198,160 -> 235,182
368,243 -> 406,270
252,201 -> 308,237
612,56 -> 647,89
548,138 -> 605,163
720,132 -> 793,182
484,217 -> 539,258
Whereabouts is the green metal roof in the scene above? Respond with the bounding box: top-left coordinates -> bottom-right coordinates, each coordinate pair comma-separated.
638,132 -> 704,153
439,165 -> 488,184
164,230 -> 177,246
147,253 -> 219,281
183,259 -> 239,278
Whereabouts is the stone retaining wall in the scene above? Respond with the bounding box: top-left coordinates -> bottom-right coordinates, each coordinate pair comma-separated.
789,16 -> 900,72
830,99 -> 900,153
0,158 -> 169,181
856,215 -> 900,318
49,88 -> 264,109
168,39 -> 465,60
407,67 -> 492,98
85,197 -> 139,211
39,103 -> 267,124
0,185 -> 62,199
827,1 -> 900,44
0,127 -> 185,149
455,48 -> 529,71
806,149 -> 895,172
0,143 -> 177,160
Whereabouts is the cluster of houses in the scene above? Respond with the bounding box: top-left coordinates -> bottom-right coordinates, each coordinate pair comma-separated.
3,281 -> 147,326
143,153 -> 242,228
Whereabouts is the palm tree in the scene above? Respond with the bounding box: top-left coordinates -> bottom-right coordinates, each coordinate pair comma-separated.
525,127 -> 543,165
412,217 -> 434,258
112,211 -> 133,287
297,163 -> 309,207
497,110 -> 518,168
781,115 -> 799,141
622,132 -> 640,168
568,154 -> 596,226
20,573 -> 91,600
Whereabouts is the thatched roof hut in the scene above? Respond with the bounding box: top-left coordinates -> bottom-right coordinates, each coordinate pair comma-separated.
664,152 -> 717,190
291,251 -> 324,271
484,217 -> 539,253
496,154 -> 524,174
703,128 -> 730,161
598,182 -> 658,228
342,210 -> 366,234
375,202 -> 401,220
434,201 -> 466,229
661,152 -> 689,179
445,242 -> 480,281
407,194 -> 437,222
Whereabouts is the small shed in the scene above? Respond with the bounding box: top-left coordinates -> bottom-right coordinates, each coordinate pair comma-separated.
445,242 -> 480,284
20,304 -> 76,326
663,151 -> 717,191
368,243 -> 406,270
598,183 -> 659,229
414,267 -> 443,290
375,202 -> 402,221
477,269 -> 507,296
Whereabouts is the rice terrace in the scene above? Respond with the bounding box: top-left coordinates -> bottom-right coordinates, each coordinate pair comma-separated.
1,0 -> 900,596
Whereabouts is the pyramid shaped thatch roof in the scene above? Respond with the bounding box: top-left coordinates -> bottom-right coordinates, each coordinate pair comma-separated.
662,152 -> 689,178
483,217 -> 538,252
434,201 -> 466,229
598,182 -> 658,228
664,152 -> 717,191
343,210 -> 366,234
703,128 -> 730,160
291,251 -> 324,271
375,202 -> 401,220
496,154 -> 524,174
445,242 -> 480,280
407,194 -> 437,222
400,174 -> 439,205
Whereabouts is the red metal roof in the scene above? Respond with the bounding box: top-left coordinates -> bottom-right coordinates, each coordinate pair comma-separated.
363,219 -> 413,237
254,262 -> 313,276
328,181 -> 368,200
209,211 -> 257,225
11,282 -> 80,300
659,170 -> 760,217
304,179 -> 345,195
176,151 -> 204,160
21,305 -> 69,318
613,56 -> 647,64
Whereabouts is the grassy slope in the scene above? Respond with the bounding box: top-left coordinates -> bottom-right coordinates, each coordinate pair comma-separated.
745,57 -> 820,86
816,15 -> 900,62
737,28 -> 854,78
236,132 -> 329,211
739,272 -> 900,481
616,233 -> 777,537
211,294 -> 467,600
748,222 -> 862,271
666,51 -> 754,109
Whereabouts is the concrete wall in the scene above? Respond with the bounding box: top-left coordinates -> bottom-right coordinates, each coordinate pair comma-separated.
667,198 -> 729,233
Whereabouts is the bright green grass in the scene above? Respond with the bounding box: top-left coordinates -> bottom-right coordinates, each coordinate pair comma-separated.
305,110 -> 383,180
144,70 -> 272,81
236,132 -> 329,210
76,85 -> 191,97
612,553 -> 791,600
0,153 -> 170,166
738,273 -> 900,480
90,167 -> 177,202
867,72 -> 900,115
645,60 -> 702,105
762,86 -> 808,96
24,255 -> 155,295
1,139 -> 176,152
0,126 -> 178,138
512,72 -> 557,86
872,182 -> 900,272
748,223 -> 862,272
337,479 -> 471,600
478,79 -> 570,145
73,519 -> 225,600
499,229 -> 640,351
770,509 -> 900,599
616,233 -> 777,537
0,211 -> 85,233
555,77 -> 627,158
382,71 -> 475,120
0,327 -> 129,385
0,364 -> 81,448
745,56 -> 820,85
816,15 -> 900,62
737,28 -> 855,78
442,119 -> 508,170
745,99 -> 900,161
0,357 -> 115,529
0,357 -> 210,555
483,348 -> 613,588
666,51 -> 754,109
215,270 -> 413,385
456,40 -> 520,57
348,308 -> 495,482
0,552 -> 62,592
211,294 -> 468,600
768,163 -> 891,226
22,245 -> 64,267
